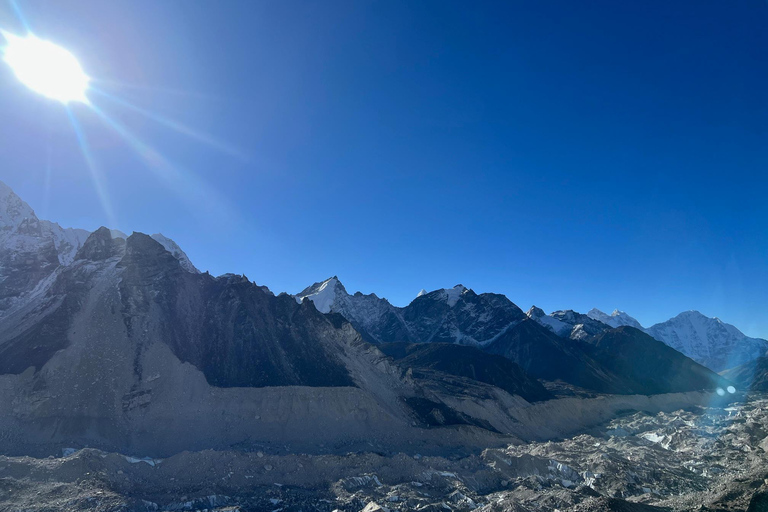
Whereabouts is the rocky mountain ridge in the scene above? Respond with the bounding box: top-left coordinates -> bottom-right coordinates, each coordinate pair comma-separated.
295,277 -> 729,396
0,180 -> 763,512
0,181 -> 197,321
0,180 -> 739,461
532,304 -> 768,373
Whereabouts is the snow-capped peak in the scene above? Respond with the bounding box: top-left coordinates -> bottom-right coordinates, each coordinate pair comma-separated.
442,284 -> 468,307
587,308 -> 644,329
526,306 -> 570,336
647,310 -> 768,372
0,181 -> 90,266
295,276 -> 347,313
0,180 -> 36,232
411,284 -> 470,307
526,306 -> 546,319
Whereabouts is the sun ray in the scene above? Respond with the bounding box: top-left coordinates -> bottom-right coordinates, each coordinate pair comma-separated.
90,78 -> 224,102
90,86 -> 248,161
65,106 -> 116,227
88,103 -> 238,224
7,0 -> 31,33
41,141 -> 52,219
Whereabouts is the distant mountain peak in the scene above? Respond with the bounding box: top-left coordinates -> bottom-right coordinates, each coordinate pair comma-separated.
442,284 -> 469,307
647,311 -> 768,372
674,310 -> 709,320
0,179 -> 36,232
295,276 -> 346,313
587,308 -> 643,329
77,226 -> 126,261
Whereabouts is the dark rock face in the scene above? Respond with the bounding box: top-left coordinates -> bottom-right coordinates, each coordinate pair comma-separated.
0,218 -> 61,312
0,228 -> 120,374
551,309 -> 612,339
0,182 -> 90,316
0,279 -> 78,374
722,355 -> 768,392
0,230 -> 357,389
748,490 -> 768,512
379,342 -> 552,402
402,396 -> 500,431
485,318 -> 619,393
117,233 -> 356,388
400,288 -> 527,345
166,284 -> 358,388
77,226 -> 126,261
584,326 -> 731,395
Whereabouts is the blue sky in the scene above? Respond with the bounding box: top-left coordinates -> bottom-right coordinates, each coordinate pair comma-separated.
1,0 -> 766,337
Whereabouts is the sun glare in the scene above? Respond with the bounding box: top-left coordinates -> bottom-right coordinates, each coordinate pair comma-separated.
1,30 -> 89,104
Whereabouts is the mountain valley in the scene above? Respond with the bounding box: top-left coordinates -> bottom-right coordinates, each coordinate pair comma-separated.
0,180 -> 765,512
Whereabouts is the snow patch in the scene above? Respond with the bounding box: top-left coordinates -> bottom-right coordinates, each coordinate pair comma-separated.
443,284 -> 468,307
124,455 -> 162,466
587,308 -> 644,329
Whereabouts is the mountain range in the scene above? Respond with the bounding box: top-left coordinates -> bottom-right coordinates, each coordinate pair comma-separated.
297,274 -> 767,375
527,303 -> 768,373
0,180 -> 750,458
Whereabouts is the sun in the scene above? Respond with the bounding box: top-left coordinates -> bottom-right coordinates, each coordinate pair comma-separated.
1,30 -> 90,104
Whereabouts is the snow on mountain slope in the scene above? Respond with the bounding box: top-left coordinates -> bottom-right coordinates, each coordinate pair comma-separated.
43,221 -> 91,265
527,307 -> 611,340
150,233 -> 200,273
646,311 -> 768,372
295,277 -> 411,343
0,181 -> 90,315
526,306 -> 571,337
296,276 -> 343,313
0,181 -> 199,281
443,284 -> 468,307
0,180 -> 36,230
534,303 -> 768,372
0,181 -> 88,263
587,308 -> 644,329
296,279 -> 528,347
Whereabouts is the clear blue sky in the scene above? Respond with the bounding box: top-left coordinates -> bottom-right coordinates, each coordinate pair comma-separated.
1,0 -> 766,337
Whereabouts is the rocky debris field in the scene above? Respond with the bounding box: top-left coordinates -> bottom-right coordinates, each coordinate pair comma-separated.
2,395 -> 768,512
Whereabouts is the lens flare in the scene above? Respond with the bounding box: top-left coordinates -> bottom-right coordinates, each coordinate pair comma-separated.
1,30 -> 89,104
